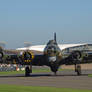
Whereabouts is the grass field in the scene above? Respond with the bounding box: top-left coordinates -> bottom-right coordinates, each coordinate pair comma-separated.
0,68 -> 47,75
0,69 -> 92,92
0,85 -> 92,92
88,74 -> 92,77
0,68 -> 70,75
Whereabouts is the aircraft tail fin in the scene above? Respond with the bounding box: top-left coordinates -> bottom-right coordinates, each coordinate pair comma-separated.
54,32 -> 56,42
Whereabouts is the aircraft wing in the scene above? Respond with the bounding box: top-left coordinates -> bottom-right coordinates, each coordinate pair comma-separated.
0,48 -> 47,66
16,43 -> 87,52
59,44 -> 92,66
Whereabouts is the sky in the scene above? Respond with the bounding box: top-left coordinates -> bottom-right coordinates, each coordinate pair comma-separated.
0,0 -> 92,49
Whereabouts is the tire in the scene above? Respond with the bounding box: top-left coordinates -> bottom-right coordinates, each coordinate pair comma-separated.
25,66 -> 30,77
77,65 -> 81,76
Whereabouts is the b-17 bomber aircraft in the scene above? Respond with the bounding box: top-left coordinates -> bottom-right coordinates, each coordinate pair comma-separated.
0,33 -> 92,76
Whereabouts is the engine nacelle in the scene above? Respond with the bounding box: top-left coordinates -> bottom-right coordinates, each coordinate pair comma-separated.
70,51 -> 82,60
0,51 -> 4,60
22,51 -> 34,63
0,47 -> 4,60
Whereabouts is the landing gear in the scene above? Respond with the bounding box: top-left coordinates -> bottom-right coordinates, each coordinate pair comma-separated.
76,65 -> 81,76
54,71 -> 57,76
50,64 -> 58,76
25,65 -> 32,77
25,66 -> 30,76
75,64 -> 77,72
75,64 -> 81,76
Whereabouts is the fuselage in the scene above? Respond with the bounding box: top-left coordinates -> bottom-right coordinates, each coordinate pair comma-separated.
43,40 -> 62,65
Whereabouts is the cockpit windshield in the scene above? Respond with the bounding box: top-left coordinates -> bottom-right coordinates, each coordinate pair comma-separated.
47,46 -> 56,53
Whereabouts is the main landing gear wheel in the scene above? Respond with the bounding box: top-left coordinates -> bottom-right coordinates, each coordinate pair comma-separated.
76,65 -> 81,76
25,65 -> 32,77
53,71 -> 57,76
25,66 -> 30,77
75,64 -> 77,72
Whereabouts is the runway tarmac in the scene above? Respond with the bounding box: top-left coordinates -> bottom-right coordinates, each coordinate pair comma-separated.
0,70 -> 92,90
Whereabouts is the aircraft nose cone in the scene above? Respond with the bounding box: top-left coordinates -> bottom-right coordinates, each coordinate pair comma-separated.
48,56 -> 56,62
